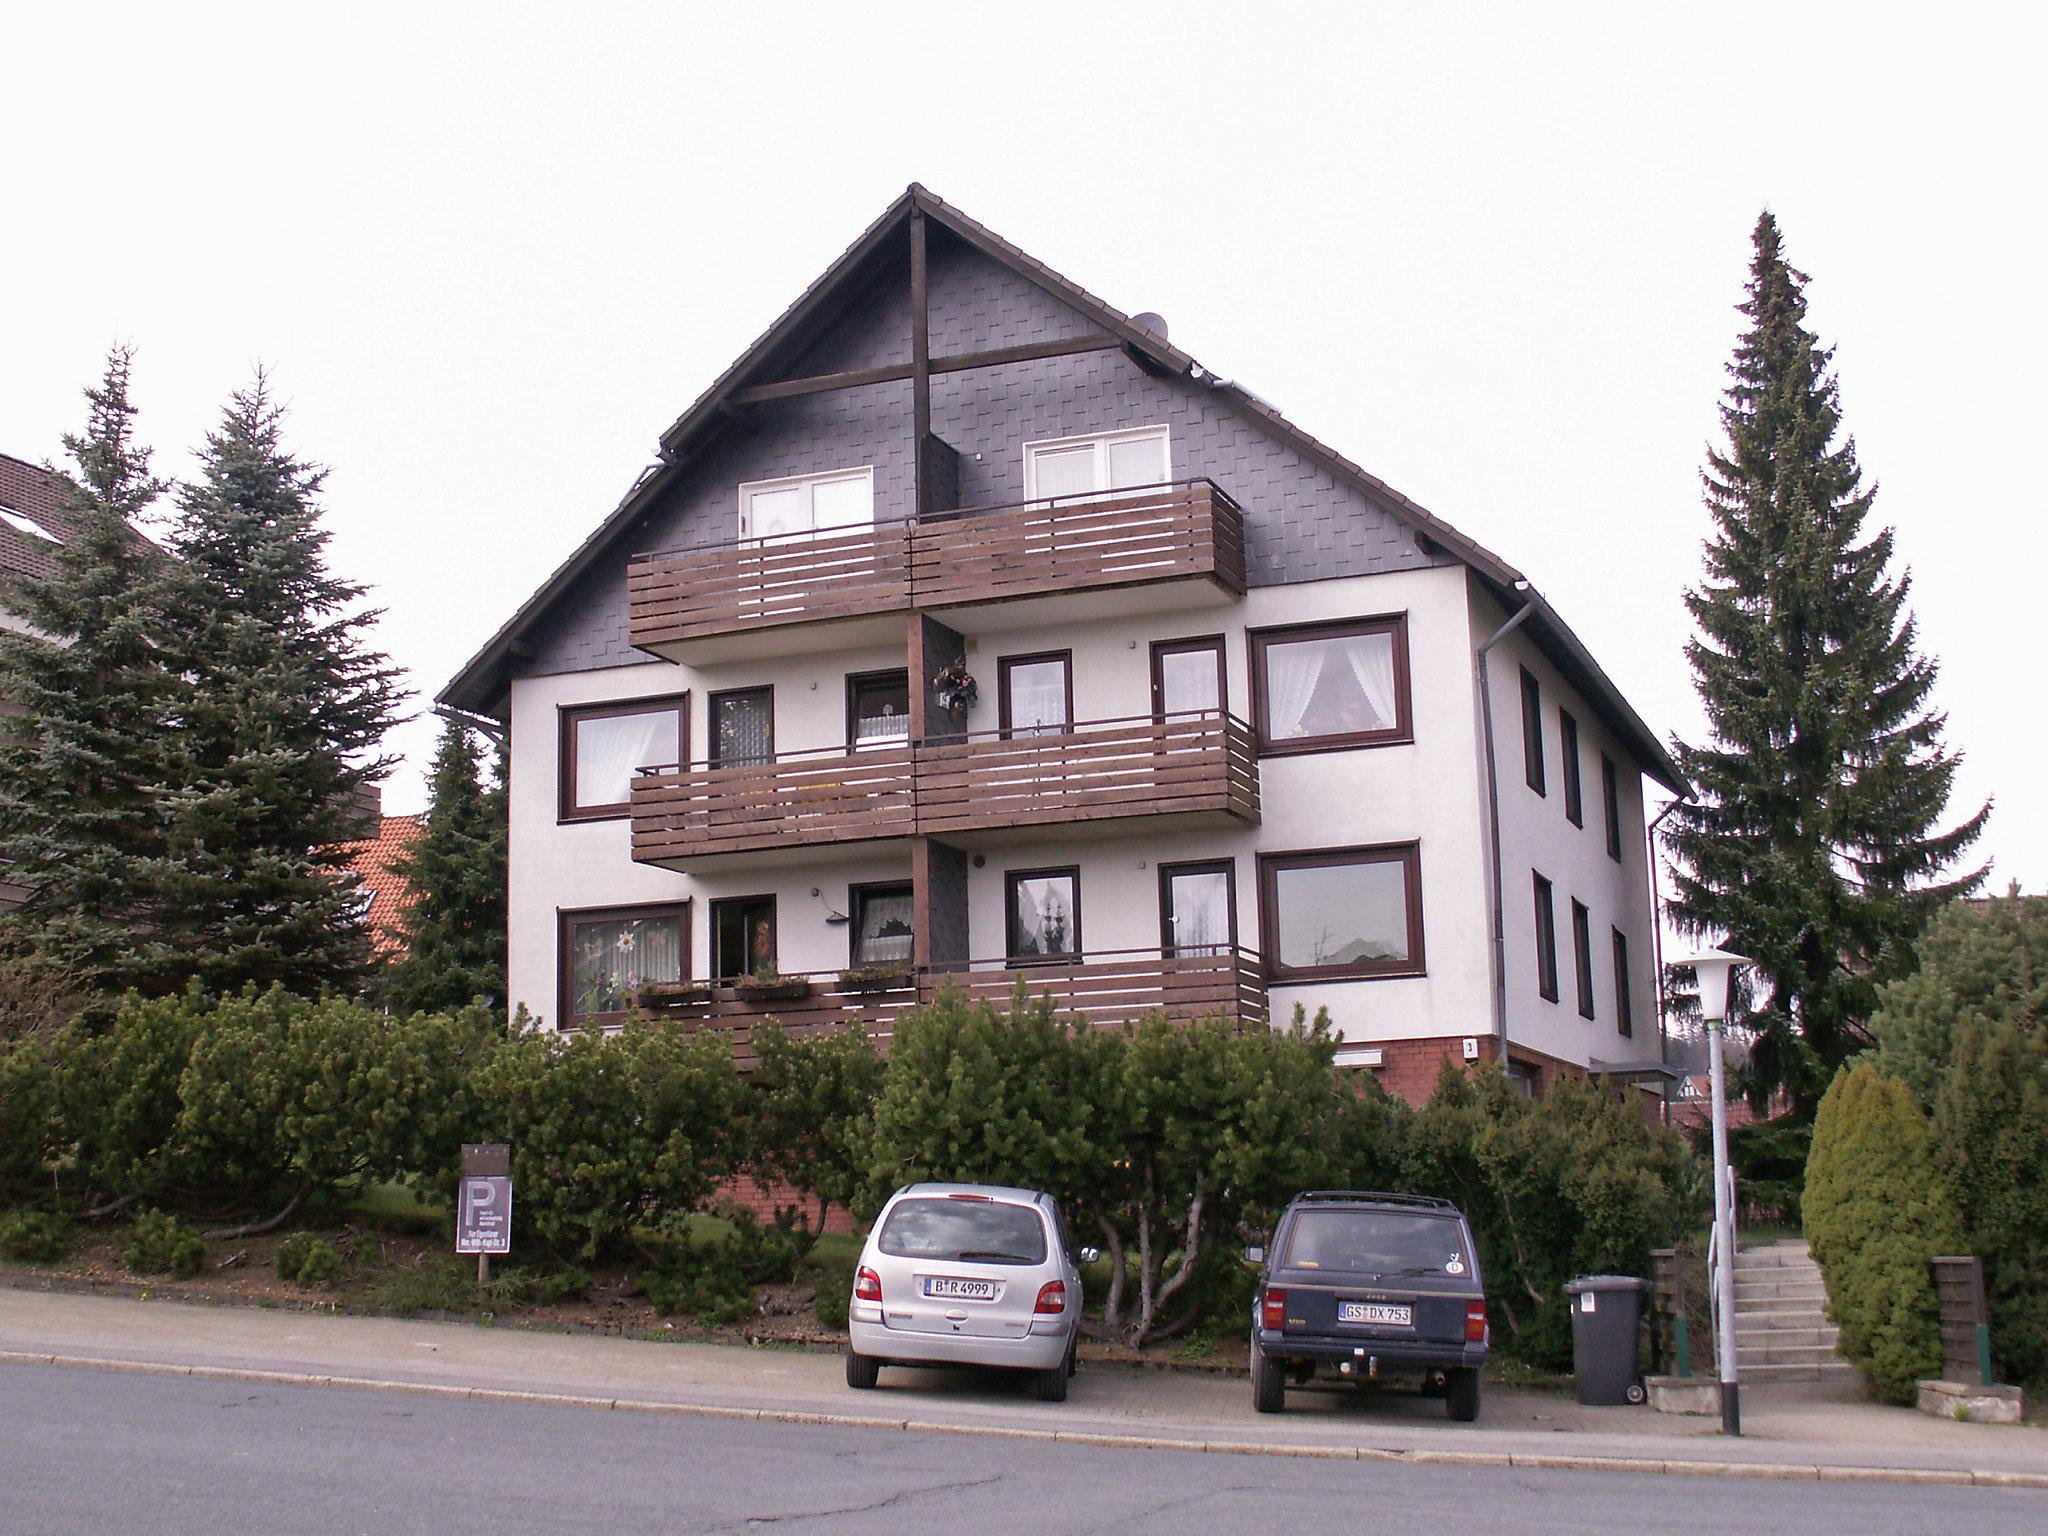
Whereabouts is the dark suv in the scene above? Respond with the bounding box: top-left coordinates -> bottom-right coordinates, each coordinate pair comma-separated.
1248,1191 -> 1489,1421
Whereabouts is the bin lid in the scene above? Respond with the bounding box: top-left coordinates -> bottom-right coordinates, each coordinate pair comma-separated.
1564,1274 -> 1648,1294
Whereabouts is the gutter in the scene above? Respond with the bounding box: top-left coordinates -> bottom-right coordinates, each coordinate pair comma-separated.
1645,794 -> 1689,1122
1477,588 -> 1538,1062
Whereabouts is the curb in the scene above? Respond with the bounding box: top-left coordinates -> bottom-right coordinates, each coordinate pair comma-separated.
4,1349 -> 2042,1489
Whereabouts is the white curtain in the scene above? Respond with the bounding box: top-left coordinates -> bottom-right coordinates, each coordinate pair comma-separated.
1264,644 -> 1324,740
1169,873 -> 1230,957
1008,665 -> 1068,734
856,890 -> 914,964
1341,633 -> 1400,732
571,916 -> 682,1018
576,710 -> 675,806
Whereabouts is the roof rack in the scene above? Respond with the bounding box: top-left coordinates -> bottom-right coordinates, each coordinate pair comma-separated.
1293,1190 -> 1457,1211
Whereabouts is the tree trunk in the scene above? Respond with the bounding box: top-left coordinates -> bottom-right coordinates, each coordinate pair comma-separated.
202,1187 -> 305,1241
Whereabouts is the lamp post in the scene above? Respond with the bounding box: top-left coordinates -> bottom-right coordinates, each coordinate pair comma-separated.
1683,945 -> 1749,1436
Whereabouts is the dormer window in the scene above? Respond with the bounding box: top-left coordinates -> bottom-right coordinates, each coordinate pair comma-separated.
1022,425 -> 1169,500
737,467 -> 874,541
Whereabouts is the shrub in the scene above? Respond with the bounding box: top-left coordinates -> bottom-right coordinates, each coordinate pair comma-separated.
747,1020 -> 884,1254
638,1226 -> 758,1327
0,1209 -> 73,1265
54,990 -> 208,1210
812,1271 -> 851,1331
275,1233 -> 342,1287
1805,1064 -> 1962,1402
123,1210 -> 205,1278
0,1036 -> 58,1207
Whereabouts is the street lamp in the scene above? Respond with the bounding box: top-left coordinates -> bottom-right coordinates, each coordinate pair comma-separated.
1681,944 -> 1749,1436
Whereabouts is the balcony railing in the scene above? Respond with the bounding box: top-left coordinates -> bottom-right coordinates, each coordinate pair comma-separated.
627,479 -> 1245,657
630,712 -> 1259,867
623,946 -> 1269,1065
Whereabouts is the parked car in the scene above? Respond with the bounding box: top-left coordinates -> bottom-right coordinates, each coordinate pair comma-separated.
845,1182 -> 1097,1402
1247,1190 -> 1489,1421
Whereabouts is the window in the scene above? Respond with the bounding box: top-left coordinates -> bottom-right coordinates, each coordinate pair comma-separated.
998,651 -> 1072,737
846,669 -> 911,750
1612,928 -> 1634,1038
1006,867 -> 1081,963
1601,753 -> 1623,862
1259,844 -> 1425,982
1532,873 -> 1558,1002
709,686 -> 773,768
1022,425 -> 1169,500
1160,860 -> 1236,958
1520,668 -> 1545,795
1250,616 -> 1412,754
737,466 -> 874,540
711,895 -> 776,979
850,882 -> 914,967
1151,636 -> 1225,722
559,903 -> 688,1029
1560,710 -> 1583,827
1571,899 -> 1595,1020
560,696 -> 687,820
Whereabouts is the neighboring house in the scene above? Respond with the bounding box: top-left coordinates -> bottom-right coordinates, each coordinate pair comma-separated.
439,186 -> 1686,1100
329,808 -> 425,959
0,451 -> 84,911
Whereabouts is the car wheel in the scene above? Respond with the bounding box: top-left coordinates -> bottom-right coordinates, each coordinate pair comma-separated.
1251,1337 -> 1286,1414
1035,1361 -> 1070,1402
1065,1333 -> 1079,1379
1445,1366 -> 1482,1423
845,1347 -> 880,1391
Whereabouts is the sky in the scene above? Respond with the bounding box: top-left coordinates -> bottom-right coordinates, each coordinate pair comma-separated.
4,2 -> 2041,888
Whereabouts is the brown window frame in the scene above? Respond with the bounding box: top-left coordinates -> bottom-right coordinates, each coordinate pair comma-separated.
1532,872 -> 1558,1002
707,684 -> 775,768
1601,753 -> 1623,862
710,893 -> 778,980
844,668 -> 912,752
1257,842 -> 1426,983
847,880 -> 915,968
1571,898 -> 1595,1020
1157,858 -> 1238,957
1149,635 -> 1227,723
1612,927 -> 1634,1038
1520,668 -> 1545,795
1248,614 -> 1413,757
1004,864 -> 1083,965
558,693 -> 689,823
1560,709 -> 1583,828
557,900 -> 691,1032
997,650 -> 1075,738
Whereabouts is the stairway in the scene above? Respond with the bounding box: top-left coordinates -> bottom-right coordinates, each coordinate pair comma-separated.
1732,1238 -> 1857,1383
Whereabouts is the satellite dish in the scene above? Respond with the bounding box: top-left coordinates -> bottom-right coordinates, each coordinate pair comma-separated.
1129,312 -> 1169,341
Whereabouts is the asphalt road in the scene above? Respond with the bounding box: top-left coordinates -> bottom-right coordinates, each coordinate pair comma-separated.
5,1363 -> 2043,1536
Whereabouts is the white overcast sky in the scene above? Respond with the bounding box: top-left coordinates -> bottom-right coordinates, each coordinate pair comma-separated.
4,3 -> 2040,888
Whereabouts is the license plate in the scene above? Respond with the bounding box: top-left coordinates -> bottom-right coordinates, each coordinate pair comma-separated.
923,1276 -> 998,1301
1340,1301 -> 1412,1326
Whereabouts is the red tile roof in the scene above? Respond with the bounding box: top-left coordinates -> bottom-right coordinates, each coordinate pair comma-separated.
331,814 -> 425,957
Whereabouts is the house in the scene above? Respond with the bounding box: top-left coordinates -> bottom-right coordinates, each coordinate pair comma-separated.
439,186 -> 1686,1099
329,804 -> 425,959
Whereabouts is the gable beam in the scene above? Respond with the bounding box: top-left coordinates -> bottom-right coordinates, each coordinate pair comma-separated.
911,207 -> 932,518
725,335 -> 1125,407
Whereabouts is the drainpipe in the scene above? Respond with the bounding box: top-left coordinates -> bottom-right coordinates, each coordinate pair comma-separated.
1478,586 -> 1537,1069
1646,794 -> 1689,1125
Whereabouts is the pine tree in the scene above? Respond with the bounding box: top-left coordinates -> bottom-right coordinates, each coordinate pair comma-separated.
380,718 -> 506,1014
0,347 -> 173,992
142,372 -> 405,996
1666,212 -> 1989,1109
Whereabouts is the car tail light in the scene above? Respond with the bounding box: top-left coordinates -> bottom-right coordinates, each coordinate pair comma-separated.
945,1192 -> 992,1201
1261,1288 -> 1287,1331
1034,1281 -> 1067,1315
854,1265 -> 882,1302
1465,1299 -> 1489,1344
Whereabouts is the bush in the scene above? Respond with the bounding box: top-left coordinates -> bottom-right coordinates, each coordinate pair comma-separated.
1872,889 -> 2048,1108
0,1209 -> 73,1265
274,1233 -> 342,1287
0,1037 -> 58,1207
1805,1064 -> 1962,1402
812,1271 -> 851,1331
747,1020 -> 883,1249
123,1210 -> 205,1277
55,991 -> 208,1210
639,1226 -> 758,1327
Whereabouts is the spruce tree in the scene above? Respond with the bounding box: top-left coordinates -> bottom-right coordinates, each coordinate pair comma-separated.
1667,213 -> 1989,1109
0,347 -> 172,992
143,372 -> 405,996
381,718 -> 506,1014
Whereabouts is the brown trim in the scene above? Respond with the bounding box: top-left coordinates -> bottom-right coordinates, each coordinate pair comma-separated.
708,684 -> 774,768
996,650 -> 1074,738
1150,634 -> 1227,723
726,337 -> 1126,406
1571,898 -> 1594,1020
1257,842 -> 1425,983
1520,668 -> 1546,796
558,693 -> 689,823
845,666 -> 911,752
557,900 -> 691,1031
1157,858 -> 1237,958
1004,864 -> 1082,965
1532,872 -> 1558,1002
1247,615 -> 1413,757
1560,709 -> 1583,827
847,879 -> 915,968
709,893 -> 778,980
1601,753 -> 1622,861
1612,927 -> 1634,1038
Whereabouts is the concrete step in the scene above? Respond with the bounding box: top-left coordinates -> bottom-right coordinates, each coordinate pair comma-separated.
1733,1278 -> 1828,1302
1734,1243 -> 1812,1269
1734,1324 -> 1840,1349
1738,1342 -> 1847,1367
1733,1291 -> 1830,1316
1743,1359 -> 1860,1383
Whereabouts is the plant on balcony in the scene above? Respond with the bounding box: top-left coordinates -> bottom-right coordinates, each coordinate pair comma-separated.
836,964 -> 914,994
732,965 -> 812,1004
630,978 -> 713,1010
930,658 -> 977,720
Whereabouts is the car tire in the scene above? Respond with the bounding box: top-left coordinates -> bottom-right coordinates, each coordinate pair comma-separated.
845,1347 -> 880,1391
1251,1338 -> 1286,1414
1445,1367 -> 1482,1423
1035,1361 -> 1069,1402
1065,1333 -> 1079,1379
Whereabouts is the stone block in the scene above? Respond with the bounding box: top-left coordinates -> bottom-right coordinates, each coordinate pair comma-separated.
1916,1379 -> 2025,1425
1647,1375 -> 1720,1416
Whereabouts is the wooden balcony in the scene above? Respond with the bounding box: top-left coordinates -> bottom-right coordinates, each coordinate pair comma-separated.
630,713 -> 1259,869
627,479 -> 1245,661
623,947 -> 1269,1066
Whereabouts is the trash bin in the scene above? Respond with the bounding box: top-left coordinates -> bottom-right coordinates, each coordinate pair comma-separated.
1564,1275 -> 1648,1406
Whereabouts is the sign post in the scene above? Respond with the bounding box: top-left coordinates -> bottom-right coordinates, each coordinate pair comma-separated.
457,1143 -> 512,1284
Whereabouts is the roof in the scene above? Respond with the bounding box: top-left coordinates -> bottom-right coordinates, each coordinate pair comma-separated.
0,452 -> 79,584
330,814 -> 426,957
438,185 -> 1684,793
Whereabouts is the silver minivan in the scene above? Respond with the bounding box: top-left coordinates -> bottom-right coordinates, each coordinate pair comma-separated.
845,1182 -> 1094,1401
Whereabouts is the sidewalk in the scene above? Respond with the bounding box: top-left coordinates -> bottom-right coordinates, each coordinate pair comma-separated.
2,1282 -> 2042,1487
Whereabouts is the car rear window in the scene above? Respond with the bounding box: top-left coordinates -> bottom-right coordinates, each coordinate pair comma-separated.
876,1197 -> 1048,1266
1281,1209 -> 1470,1277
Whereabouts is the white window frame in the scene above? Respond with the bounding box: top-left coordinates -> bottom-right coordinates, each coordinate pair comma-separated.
1021,424 -> 1171,500
736,465 -> 875,541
